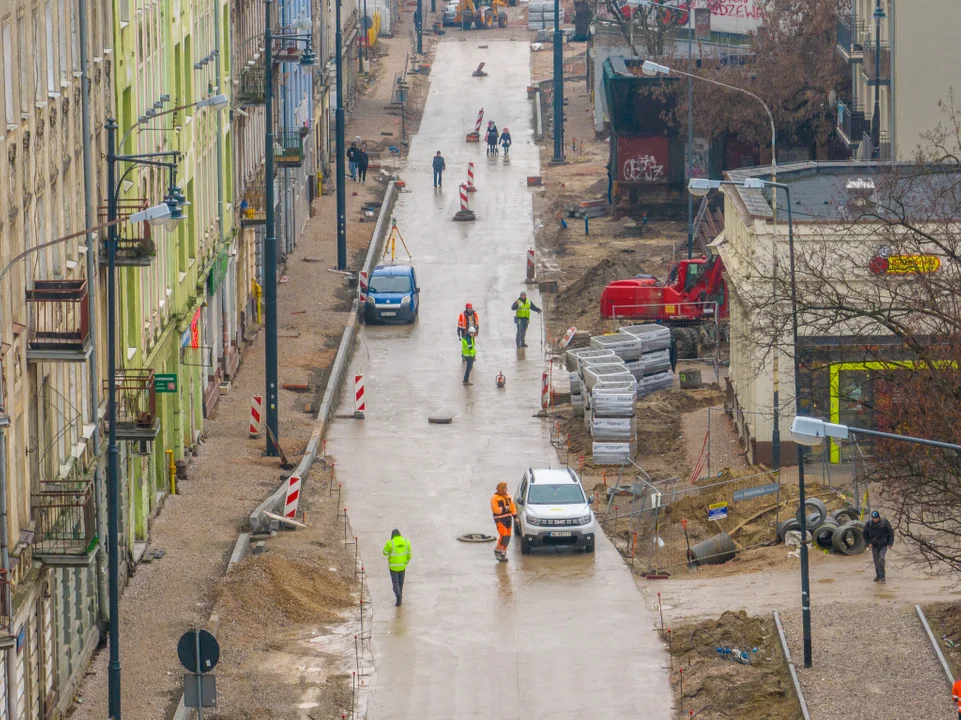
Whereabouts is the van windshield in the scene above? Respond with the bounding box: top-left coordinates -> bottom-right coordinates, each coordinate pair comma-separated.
369,275 -> 412,293
527,484 -> 585,505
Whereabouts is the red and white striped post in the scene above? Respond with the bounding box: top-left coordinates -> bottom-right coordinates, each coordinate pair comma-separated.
474,108 -> 485,133
453,184 -> 476,221
353,374 -> 366,419
560,326 -> 577,348
249,395 -> 263,437
526,247 -> 536,283
459,183 -> 470,211
283,475 -> 302,518
466,162 -> 477,192
541,370 -> 551,410
358,270 -> 369,302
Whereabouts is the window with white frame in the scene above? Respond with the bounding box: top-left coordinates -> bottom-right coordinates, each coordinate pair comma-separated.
57,0 -> 67,83
45,0 -> 56,93
33,8 -> 43,100
70,0 -> 78,71
2,21 -> 14,126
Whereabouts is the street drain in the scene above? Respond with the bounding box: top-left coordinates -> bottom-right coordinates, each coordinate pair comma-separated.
458,533 -> 495,543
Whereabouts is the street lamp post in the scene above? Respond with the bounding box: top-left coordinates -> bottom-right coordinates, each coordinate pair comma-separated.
791,416 -> 961,454
551,0 -> 564,163
689,176 -> 810,667
416,0 -> 423,54
870,0 -> 885,158
335,0 -> 348,270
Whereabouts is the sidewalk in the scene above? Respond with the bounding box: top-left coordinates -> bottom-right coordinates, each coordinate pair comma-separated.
69,23 -> 432,720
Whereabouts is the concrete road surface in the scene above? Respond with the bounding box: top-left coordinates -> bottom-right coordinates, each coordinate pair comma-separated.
327,40 -> 673,719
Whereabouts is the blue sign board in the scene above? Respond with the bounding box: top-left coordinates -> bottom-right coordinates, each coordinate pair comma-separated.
708,502 -> 728,521
732,483 -> 780,502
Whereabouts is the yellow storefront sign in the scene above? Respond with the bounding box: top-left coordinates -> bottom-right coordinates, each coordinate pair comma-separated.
884,254 -> 940,274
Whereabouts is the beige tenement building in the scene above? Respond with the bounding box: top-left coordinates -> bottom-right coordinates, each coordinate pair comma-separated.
835,0 -> 961,160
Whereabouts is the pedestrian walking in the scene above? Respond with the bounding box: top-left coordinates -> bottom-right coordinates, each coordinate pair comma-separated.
491,482 -> 517,562
499,127 -> 512,156
432,150 -> 446,187
347,141 -> 359,181
669,331 -> 678,373
863,510 -> 894,582
485,121 -> 499,155
357,143 -> 369,184
457,302 -> 480,339
382,529 -> 412,606
462,326 -> 477,384
511,291 -> 542,348
952,675 -> 961,719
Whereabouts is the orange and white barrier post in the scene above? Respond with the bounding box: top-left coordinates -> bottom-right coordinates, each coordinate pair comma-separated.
358,270 -> 369,302
474,108 -> 484,133
466,162 -> 477,192
283,475 -> 302,518
541,370 -> 551,410
353,374 -> 366,419
526,247 -> 536,283
249,395 -> 263,437
460,184 -> 470,211
453,184 -> 476,221
560,326 -> 577,348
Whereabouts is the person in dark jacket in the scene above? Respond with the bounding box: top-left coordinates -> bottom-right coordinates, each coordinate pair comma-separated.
499,127 -> 512,155
486,121 -> 499,155
357,143 -> 369,184
432,150 -> 446,187
347,142 -> 359,181
863,510 -> 894,581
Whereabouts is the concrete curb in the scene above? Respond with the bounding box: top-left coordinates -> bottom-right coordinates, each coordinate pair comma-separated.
772,610 -> 811,720
915,604 -> 955,686
247,180 -> 399,533
533,89 -> 543,141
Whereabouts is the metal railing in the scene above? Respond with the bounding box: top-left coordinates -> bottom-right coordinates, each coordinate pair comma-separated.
272,27 -> 305,63
25,280 -> 91,355
836,101 -> 866,146
108,368 -> 158,438
98,198 -> 156,266
237,65 -> 267,105
836,16 -> 864,58
240,178 -> 268,225
275,129 -> 306,166
863,40 -> 890,82
32,479 -> 98,563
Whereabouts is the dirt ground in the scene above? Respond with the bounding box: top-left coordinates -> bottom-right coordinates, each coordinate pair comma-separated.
922,602 -> 961,679
67,17 -> 430,720
664,610 -> 802,720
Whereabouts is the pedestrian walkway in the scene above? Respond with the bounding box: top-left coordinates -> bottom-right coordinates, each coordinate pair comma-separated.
327,40 -> 673,719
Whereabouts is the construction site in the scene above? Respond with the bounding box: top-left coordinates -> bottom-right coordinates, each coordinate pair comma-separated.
59,1 -> 961,719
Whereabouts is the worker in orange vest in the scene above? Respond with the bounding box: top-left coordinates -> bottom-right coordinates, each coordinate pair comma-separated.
457,303 -> 480,339
953,676 -> 961,719
490,482 -> 517,563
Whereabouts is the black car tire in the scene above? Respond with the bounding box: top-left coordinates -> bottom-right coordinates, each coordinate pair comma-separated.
585,540 -> 595,554
520,540 -> 531,555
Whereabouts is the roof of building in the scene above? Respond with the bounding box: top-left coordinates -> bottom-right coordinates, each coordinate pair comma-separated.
725,161 -> 961,223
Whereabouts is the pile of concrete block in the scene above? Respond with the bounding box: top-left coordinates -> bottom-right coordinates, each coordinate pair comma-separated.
528,1 -> 564,30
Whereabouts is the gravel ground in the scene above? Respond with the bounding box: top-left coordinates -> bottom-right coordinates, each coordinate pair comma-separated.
67,28 -> 430,720
779,602 -> 952,720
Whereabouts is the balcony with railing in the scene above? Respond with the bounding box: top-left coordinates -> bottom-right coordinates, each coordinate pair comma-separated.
860,130 -> 893,160
272,28 -> 306,63
98,199 -> 157,267
31,479 -> 98,566
237,64 -> 267,105
863,40 -> 891,84
275,129 -> 307,167
836,100 -> 867,147
836,15 -> 864,61
108,368 -> 160,440
239,179 -> 268,226
25,280 -> 91,362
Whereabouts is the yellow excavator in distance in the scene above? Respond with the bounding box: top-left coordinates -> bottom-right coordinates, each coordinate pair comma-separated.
455,0 -> 509,29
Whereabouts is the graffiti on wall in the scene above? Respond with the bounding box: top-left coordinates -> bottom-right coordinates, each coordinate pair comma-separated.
617,136 -> 669,184
691,137 -> 710,179
706,0 -> 763,20
623,155 -> 665,182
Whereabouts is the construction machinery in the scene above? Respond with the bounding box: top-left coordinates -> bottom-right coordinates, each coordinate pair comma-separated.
455,0 -> 508,29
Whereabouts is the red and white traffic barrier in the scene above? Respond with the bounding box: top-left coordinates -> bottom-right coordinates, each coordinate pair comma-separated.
358,270 -> 369,302
466,162 -> 477,192
474,108 -> 485,133
283,475 -> 302,518
459,184 -> 470,211
541,370 -> 551,410
353,374 -> 366,419
249,395 -> 263,437
526,247 -> 536,282
560,326 -> 577,348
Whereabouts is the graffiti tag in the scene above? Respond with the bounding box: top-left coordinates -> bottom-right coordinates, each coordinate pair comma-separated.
623,154 -> 665,182
706,0 -> 763,20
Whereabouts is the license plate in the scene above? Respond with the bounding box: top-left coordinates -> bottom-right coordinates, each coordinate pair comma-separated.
550,531 -> 572,537
381,311 -> 396,317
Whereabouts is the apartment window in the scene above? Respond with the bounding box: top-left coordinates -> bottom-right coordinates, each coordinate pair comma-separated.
57,0 -> 67,82
119,0 -> 129,24
69,0 -> 78,70
17,15 -> 27,112
33,8 -> 43,100
45,0 -> 56,93
2,22 -> 14,126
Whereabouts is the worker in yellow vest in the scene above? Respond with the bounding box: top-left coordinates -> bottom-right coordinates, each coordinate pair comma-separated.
462,326 -> 478,385
511,291 -> 542,348
383,529 -> 412,607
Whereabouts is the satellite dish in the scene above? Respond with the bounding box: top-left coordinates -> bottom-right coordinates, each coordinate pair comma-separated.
828,89 -> 837,109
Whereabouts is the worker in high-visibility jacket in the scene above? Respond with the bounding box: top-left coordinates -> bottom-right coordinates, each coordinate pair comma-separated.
511,291 -> 542,348
490,482 -> 517,562
462,326 -> 477,385
383,529 -> 412,607
953,675 -> 961,719
457,303 -> 480,339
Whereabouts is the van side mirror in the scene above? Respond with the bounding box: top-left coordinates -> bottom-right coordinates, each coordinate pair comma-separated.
516,497 -> 524,506
415,287 -> 421,294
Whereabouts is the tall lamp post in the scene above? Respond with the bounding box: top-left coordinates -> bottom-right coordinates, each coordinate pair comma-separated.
551,0 -> 564,163
262,3 -> 316,456
103,92 -> 225,719
870,0 -> 885,158
689,176 -> 810,667
335,0 -> 348,271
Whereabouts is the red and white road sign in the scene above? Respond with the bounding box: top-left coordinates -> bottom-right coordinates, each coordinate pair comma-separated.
249,395 -> 263,437
283,475 -> 302,518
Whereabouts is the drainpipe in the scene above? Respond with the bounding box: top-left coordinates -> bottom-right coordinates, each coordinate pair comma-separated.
79,0 -> 110,630
214,0 -> 228,379
0,418 -> 13,720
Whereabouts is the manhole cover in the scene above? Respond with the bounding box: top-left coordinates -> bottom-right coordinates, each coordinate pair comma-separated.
428,416 -> 453,424
457,533 -> 495,543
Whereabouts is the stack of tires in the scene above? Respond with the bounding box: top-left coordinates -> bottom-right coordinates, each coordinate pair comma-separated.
775,498 -> 866,556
